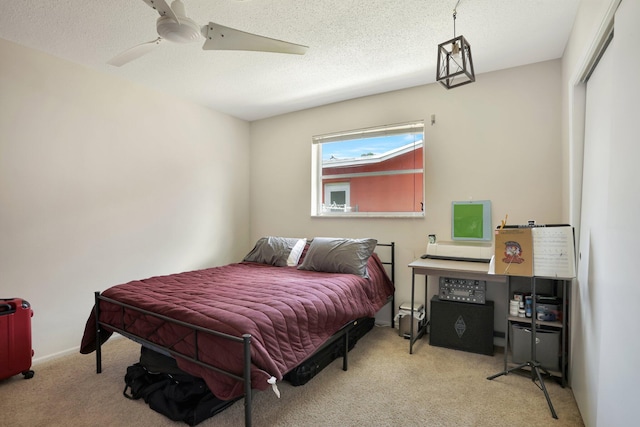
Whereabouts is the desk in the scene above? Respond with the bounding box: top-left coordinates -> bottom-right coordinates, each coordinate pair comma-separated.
407,258 -> 508,354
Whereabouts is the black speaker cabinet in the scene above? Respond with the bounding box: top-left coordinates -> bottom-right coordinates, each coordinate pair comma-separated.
429,296 -> 494,356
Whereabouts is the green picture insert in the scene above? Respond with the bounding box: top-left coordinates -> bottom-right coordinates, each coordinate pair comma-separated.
453,203 -> 484,239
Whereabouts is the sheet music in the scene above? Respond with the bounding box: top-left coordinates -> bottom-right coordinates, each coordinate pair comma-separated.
532,227 -> 576,278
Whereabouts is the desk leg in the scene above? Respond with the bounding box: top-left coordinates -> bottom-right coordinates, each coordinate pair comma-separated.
504,276 -> 509,371
410,270 -> 415,354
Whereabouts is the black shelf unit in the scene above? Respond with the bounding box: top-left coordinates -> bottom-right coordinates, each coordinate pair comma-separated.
489,276 -> 571,419
502,277 -> 570,387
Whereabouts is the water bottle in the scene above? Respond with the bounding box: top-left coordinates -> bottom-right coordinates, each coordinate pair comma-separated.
525,296 -> 532,318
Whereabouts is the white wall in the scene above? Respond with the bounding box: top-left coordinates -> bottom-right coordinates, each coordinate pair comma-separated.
562,0 -> 640,425
249,60 -> 563,322
0,39 -> 251,362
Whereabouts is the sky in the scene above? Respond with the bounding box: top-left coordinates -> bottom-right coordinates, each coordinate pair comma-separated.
321,134 -> 419,161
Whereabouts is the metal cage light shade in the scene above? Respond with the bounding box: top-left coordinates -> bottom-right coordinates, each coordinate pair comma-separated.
436,35 -> 475,89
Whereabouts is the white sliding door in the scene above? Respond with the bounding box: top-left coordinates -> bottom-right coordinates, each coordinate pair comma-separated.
573,35 -> 613,426
575,1 -> 640,425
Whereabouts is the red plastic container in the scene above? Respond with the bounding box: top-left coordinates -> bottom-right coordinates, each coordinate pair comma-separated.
0,298 -> 34,380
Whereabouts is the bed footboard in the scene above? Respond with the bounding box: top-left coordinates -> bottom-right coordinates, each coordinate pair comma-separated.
93,292 -> 254,427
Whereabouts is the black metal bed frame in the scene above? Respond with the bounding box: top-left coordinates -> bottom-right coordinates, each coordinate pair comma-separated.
93,242 -> 395,427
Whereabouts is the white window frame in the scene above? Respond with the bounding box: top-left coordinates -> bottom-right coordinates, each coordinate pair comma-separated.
311,120 -> 425,218
323,182 -> 351,212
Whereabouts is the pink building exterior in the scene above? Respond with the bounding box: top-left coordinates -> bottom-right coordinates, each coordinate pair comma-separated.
322,144 -> 423,212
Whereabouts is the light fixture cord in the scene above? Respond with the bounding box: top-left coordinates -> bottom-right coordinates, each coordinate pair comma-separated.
453,10 -> 456,37
453,0 -> 461,37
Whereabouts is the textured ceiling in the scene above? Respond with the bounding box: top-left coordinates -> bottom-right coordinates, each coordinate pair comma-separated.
0,0 -> 580,121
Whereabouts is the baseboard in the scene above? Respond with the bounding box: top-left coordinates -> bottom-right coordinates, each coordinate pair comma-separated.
33,346 -> 80,365
32,333 -> 125,365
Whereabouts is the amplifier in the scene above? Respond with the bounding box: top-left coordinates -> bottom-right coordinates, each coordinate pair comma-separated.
438,277 -> 486,304
429,296 -> 494,356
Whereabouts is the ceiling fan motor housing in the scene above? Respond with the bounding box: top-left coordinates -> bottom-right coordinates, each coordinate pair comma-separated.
156,15 -> 201,43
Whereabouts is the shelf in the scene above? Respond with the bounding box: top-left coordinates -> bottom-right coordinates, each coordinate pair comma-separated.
507,315 -> 563,329
503,277 -> 570,389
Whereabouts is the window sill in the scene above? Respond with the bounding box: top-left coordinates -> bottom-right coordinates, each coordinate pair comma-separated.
311,212 -> 425,219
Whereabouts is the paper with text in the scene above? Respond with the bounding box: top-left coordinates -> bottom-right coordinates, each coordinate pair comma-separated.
532,227 -> 576,278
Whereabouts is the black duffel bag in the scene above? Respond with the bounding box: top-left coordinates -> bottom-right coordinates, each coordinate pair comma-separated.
123,363 -> 236,426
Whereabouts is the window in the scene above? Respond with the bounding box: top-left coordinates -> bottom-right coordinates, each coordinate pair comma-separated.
324,183 -> 351,212
311,121 -> 424,217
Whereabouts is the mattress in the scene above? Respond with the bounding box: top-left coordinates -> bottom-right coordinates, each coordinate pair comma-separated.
80,254 -> 393,400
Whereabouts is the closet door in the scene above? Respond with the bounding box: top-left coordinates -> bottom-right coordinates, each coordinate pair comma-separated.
574,31 -> 613,424
574,2 -> 639,425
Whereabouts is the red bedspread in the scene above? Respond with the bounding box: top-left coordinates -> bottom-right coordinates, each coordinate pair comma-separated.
80,254 -> 393,400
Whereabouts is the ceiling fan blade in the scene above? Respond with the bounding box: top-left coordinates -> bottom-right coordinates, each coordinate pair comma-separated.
202,22 -> 308,55
141,0 -> 179,22
107,38 -> 163,67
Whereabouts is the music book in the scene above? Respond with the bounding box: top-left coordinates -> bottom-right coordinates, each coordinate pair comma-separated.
494,225 -> 576,278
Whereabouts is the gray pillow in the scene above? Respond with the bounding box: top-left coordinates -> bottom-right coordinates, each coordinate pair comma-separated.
243,236 -> 305,267
297,237 -> 377,277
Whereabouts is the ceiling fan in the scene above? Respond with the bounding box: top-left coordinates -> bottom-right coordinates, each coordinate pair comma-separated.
108,0 -> 308,66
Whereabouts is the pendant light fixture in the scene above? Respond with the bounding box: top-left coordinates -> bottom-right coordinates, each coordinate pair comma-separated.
436,1 -> 475,89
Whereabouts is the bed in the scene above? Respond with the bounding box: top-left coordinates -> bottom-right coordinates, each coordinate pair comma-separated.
80,237 -> 395,426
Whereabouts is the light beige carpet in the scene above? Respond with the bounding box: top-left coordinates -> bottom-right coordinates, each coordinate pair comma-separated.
0,326 -> 584,426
